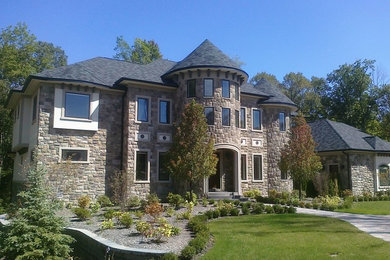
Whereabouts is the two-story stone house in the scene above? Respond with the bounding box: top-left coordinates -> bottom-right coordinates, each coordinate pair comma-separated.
7,40 -> 297,201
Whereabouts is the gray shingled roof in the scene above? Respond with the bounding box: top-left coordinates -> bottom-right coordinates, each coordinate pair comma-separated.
309,119 -> 390,152
30,57 -> 176,88
163,39 -> 247,76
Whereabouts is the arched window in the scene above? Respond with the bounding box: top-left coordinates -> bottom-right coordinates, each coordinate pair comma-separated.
379,165 -> 390,187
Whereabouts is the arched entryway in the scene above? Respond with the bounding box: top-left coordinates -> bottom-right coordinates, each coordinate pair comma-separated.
205,144 -> 241,194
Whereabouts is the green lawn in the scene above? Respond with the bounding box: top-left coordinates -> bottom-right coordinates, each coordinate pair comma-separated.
336,201 -> 390,215
202,214 -> 390,260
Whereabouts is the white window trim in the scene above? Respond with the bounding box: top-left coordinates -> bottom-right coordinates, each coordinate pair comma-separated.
221,79 -> 230,99
203,78 -> 214,98
240,107 -> 247,130
158,98 -> 172,125
377,163 -> 390,188
252,153 -> 263,182
135,95 -> 151,124
157,150 -> 171,183
134,149 -> 150,183
252,108 -> 263,132
241,153 -> 248,182
59,147 -> 90,164
53,87 -> 99,131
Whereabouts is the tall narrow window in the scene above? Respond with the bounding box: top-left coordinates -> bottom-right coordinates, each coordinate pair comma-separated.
136,151 -> 148,181
65,92 -> 90,119
222,108 -> 230,126
158,152 -> 169,181
235,84 -> 239,101
253,155 -> 262,180
187,79 -> 196,98
222,80 -> 230,98
137,97 -> 149,122
241,154 -> 247,180
32,95 -> 37,122
204,107 -> 214,125
240,108 -> 246,128
253,109 -> 261,130
379,165 -> 390,187
279,112 -> 286,131
281,170 -> 288,180
159,100 -> 171,124
204,79 -> 214,97
235,110 -> 239,128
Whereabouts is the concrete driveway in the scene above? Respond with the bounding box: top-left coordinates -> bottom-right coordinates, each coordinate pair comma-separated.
297,207 -> 390,242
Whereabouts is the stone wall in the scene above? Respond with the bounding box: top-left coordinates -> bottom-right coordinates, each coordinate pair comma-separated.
350,153 -> 375,195
317,152 -> 349,191
36,84 -> 123,202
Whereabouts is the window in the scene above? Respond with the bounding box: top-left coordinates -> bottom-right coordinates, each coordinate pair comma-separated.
204,107 -> 214,125
240,108 -> 246,128
379,165 -> 390,187
65,92 -> 90,119
32,95 -> 37,122
61,148 -> 88,163
204,79 -> 214,97
158,152 -> 170,182
137,97 -> 149,122
187,79 -> 196,98
279,112 -> 286,131
253,109 -> 262,130
222,80 -> 230,98
235,84 -> 239,101
281,170 -> 288,180
222,108 -> 230,126
235,110 -> 239,128
241,154 -> 247,181
136,151 -> 149,181
253,155 -> 262,180
159,100 -> 171,124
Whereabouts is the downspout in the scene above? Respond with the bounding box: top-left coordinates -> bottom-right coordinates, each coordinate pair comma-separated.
342,151 -> 351,190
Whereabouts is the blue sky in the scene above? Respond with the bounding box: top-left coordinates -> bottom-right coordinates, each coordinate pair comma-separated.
2,0 -> 390,82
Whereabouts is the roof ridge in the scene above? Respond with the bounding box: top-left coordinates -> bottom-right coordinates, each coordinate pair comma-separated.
324,119 -> 350,149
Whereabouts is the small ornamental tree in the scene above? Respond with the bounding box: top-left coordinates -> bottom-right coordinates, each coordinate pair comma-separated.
0,165 -> 74,259
279,114 -> 322,199
167,100 -> 218,200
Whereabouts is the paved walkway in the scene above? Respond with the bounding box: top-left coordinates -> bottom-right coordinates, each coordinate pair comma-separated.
297,208 -> 390,242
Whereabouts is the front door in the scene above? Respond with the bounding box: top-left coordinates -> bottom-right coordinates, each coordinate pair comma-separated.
329,164 -> 341,191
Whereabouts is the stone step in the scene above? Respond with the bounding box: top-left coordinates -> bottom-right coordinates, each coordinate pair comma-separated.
207,192 -> 240,200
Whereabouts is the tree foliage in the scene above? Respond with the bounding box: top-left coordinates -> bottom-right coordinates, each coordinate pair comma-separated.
0,165 -> 74,259
279,114 -> 322,199
166,100 -> 218,199
250,72 -> 280,87
113,36 -> 162,64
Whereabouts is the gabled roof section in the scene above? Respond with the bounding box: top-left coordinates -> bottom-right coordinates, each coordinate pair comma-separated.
309,119 -> 390,152
163,39 -> 247,77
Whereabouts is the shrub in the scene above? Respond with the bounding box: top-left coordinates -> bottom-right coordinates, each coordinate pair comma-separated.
280,199 -> 287,205
180,246 -> 196,260
146,193 -> 160,205
242,206 -> 250,215
305,202 -> 312,208
298,201 -> 305,208
220,206 -> 229,217
90,202 -> 101,214
244,201 -> 253,209
342,196 -> 354,209
186,201 -> 195,212
272,204 -> 285,214
154,222 -> 175,242
185,192 -> 197,205
119,212 -> 133,228
103,209 -> 115,219
342,189 -> 353,198
287,206 -> 297,213
161,253 -> 179,260
167,193 -> 184,209
213,209 -> 220,218
101,219 -> 115,230
97,195 -> 113,207
126,196 -> 141,208
205,210 -> 214,219
78,195 -> 91,209
135,221 -> 153,239
230,208 -> 240,216
189,236 -> 208,254
165,207 -> 175,217
252,203 -> 265,214
292,200 -> 299,207
202,197 -> 208,207
73,207 -> 91,220
133,210 -> 144,219
171,226 -> 181,236
233,200 -> 240,206
145,202 -> 164,221
208,199 -> 215,205
188,215 -> 209,233
265,205 -> 274,214
177,211 -> 192,220
312,203 -> 319,209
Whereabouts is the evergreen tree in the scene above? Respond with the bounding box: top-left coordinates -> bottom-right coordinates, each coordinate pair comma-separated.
167,100 -> 218,200
0,165 -> 74,259
279,114 -> 322,199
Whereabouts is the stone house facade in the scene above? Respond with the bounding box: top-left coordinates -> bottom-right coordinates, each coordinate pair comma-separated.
309,119 -> 390,195
8,40 -> 297,201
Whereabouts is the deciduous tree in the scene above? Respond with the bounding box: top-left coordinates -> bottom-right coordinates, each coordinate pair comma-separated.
166,100 -> 218,200
113,36 -> 162,64
279,114 -> 322,199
